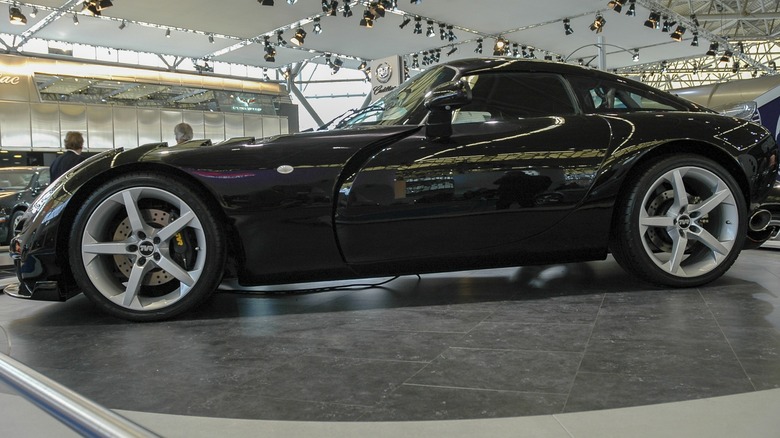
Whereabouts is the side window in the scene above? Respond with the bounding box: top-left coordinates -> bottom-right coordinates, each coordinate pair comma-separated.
453,72 -> 575,124
568,76 -> 684,113
37,171 -> 50,188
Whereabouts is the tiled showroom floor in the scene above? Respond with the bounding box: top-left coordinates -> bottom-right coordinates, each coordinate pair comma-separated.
1,250 -> 779,429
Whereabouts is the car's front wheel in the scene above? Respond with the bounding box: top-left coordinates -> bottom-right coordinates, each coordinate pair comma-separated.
610,154 -> 746,287
69,173 -> 226,321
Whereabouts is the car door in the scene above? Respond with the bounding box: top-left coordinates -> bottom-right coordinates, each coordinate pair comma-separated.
335,71 -> 613,264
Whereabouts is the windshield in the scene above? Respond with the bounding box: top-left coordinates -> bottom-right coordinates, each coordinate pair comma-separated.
324,65 -> 457,130
0,169 -> 36,190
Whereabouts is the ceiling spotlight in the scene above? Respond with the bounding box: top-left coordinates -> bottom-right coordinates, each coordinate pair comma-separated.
732,61 -> 740,73
690,14 -> 700,27
447,46 -> 457,56
661,60 -> 668,73
30,6 -> 38,18
371,2 -> 386,18
208,34 -> 214,44
475,38 -> 483,54
313,17 -> 322,34
493,37 -> 507,56
9,6 -> 27,25
329,0 -> 338,16
165,28 -> 171,38
359,9 -> 375,28
118,20 -> 126,30
625,0 -> 636,16
72,13 -> 79,25
447,25 -> 457,42
321,0 -> 329,12
439,23 -> 446,40
290,28 -> 306,46
632,49 -> 639,62
411,54 -> 419,69
99,0 -> 113,9
720,50 -> 733,63
769,60 -> 777,71
343,0 -> 352,17
277,30 -> 287,46
607,0 -> 626,13
661,17 -> 677,33
563,18 -> 573,35
331,57 -> 343,74
644,11 -> 660,29
411,0 -> 422,4
706,42 -> 719,56
399,15 -> 411,28
589,14 -> 606,33
287,0 -> 297,3
258,0 -> 274,4
670,25 -> 686,41
263,36 -> 276,62
690,32 -> 699,47
426,21 -> 435,37
83,1 -> 101,16
413,16 -> 422,34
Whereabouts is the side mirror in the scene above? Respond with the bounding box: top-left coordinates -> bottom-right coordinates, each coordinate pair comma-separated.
424,80 -> 472,139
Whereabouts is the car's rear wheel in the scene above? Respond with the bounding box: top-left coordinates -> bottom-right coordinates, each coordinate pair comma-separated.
610,154 -> 746,287
69,173 -> 225,321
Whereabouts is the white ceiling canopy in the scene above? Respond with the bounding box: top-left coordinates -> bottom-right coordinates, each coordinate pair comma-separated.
0,1 -> 778,75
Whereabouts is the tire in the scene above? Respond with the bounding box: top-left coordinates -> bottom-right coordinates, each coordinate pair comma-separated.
610,154 -> 746,287
5,210 -> 25,245
69,172 -> 226,321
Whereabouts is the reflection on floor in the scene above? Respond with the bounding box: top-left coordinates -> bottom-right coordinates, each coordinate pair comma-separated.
1,251 -> 779,423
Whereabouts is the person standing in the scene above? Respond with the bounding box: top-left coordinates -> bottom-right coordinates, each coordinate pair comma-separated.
50,131 -> 86,180
174,122 -> 194,144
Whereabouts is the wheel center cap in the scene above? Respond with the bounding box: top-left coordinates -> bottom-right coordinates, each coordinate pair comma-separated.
677,215 -> 692,230
138,241 -> 155,257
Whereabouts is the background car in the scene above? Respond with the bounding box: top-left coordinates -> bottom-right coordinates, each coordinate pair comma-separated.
4,59 -> 779,321
0,166 -> 49,245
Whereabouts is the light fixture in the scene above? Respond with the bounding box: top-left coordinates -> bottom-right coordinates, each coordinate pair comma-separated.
475,38 -> 483,54
321,0 -> 329,12
690,32 -> 699,47
208,34 -> 214,44
83,1 -> 101,16
165,28 -> 171,38
29,6 -> 37,18
331,57 -> 343,74
258,0 -> 274,4
426,20 -> 435,37
770,60 -> 777,71
343,0 -> 352,17
632,49 -> 639,62
447,25 -> 457,42
411,0 -> 422,4
439,23 -> 446,40
670,25 -> 686,41
329,0 -> 338,16
313,17 -> 322,34
644,11 -> 660,29
118,19 -> 126,30
607,0 -> 626,13
411,54 -> 419,69
263,36 -> 276,62
399,15 -> 411,28
690,14 -> 700,27
9,5 -> 26,25
72,14 -> 79,25
493,37 -> 507,56
277,30 -> 287,46
589,14 -> 605,33
290,28 -> 306,46
358,61 -> 370,80
732,61 -> 740,73
661,60 -> 668,73
625,0 -> 636,16
371,1 -> 386,18
706,42 -> 719,56
511,43 -> 519,57
263,68 -> 271,81
359,9 -> 375,28
563,18 -> 573,35
447,46 -> 457,56
720,50 -> 732,63
287,0 -> 297,3
661,18 -> 676,32
413,16 -> 422,34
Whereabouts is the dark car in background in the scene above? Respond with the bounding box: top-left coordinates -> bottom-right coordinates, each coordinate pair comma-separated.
0,166 -> 49,245
4,58 -> 779,321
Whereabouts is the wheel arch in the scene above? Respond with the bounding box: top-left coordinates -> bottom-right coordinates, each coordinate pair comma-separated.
609,140 -> 750,231
55,162 -> 243,288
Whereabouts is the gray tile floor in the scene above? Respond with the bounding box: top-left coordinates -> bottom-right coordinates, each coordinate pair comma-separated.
1,250 -> 779,422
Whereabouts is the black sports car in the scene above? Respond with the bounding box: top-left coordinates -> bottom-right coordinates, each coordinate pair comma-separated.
5,59 -> 779,321
0,166 -> 50,245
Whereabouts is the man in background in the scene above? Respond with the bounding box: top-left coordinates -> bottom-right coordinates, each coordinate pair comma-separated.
50,131 -> 86,180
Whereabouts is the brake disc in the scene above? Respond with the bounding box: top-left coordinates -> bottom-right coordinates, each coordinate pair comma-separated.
112,209 -> 174,285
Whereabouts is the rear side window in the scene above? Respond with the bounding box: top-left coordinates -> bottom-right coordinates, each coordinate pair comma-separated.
567,75 -> 685,113
454,72 -> 576,123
